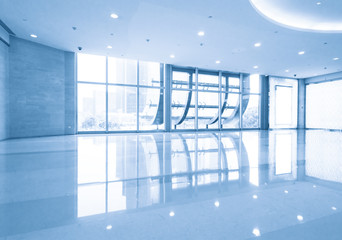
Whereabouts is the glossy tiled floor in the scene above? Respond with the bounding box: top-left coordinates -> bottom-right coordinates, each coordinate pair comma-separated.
1,130 -> 342,239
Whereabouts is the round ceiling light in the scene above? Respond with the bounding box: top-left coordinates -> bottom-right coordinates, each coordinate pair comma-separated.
110,13 -> 119,19
249,0 -> 342,32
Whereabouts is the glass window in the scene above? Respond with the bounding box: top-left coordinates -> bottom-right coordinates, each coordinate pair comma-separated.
77,83 -> 106,131
221,92 -> 240,129
171,90 -> 196,129
242,95 -> 260,128
139,87 -> 164,130
198,73 -> 219,91
108,86 -> 137,131
306,80 -> 342,129
198,91 -> 219,129
77,53 -> 106,83
172,71 -> 193,89
249,74 -> 260,94
139,61 -> 162,87
108,57 -> 137,85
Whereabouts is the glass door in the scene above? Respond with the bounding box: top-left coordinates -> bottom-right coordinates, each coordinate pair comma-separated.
269,77 -> 298,128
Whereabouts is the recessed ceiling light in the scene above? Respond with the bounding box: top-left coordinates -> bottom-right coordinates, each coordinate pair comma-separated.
253,194 -> 258,199
332,206 -> 337,211
169,211 -> 175,217
106,225 -> 112,230
252,228 -> 261,237
316,2 -> 322,5
333,57 -> 339,61
254,42 -> 261,47
284,190 -> 289,193
107,45 -> 112,49
30,34 -> 37,38
285,69 -> 289,72
216,60 -> 221,64
253,65 -> 259,69
170,54 -> 175,58
297,215 -> 304,221
298,51 -> 305,55
110,13 -> 119,19
198,31 -> 205,36
214,201 -> 220,207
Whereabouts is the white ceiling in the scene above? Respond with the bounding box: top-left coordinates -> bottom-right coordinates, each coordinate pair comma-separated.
1,0 -> 342,78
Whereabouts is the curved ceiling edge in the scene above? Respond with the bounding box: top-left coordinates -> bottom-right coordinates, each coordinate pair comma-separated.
249,0 -> 342,33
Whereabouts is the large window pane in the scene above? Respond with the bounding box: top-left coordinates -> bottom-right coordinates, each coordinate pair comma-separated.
77,54 -> 106,83
198,91 -> 219,129
108,86 -> 137,130
108,57 -> 137,85
78,83 -> 106,131
139,61 -> 162,87
249,74 -> 260,94
139,87 -> 164,130
306,80 -> 342,129
242,95 -> 260,128
172,71 -> 193,89
198,73 -> 219,91
221,92 -> 240,129
171,90 -> 196,129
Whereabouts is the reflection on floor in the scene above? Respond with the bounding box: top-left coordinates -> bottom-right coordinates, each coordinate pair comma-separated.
0,130 -> 342,239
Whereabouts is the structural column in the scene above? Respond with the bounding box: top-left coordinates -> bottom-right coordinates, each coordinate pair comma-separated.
260,75 -> 269,130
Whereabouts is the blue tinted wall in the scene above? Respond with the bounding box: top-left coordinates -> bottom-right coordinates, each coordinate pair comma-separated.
7,36 -> 76,138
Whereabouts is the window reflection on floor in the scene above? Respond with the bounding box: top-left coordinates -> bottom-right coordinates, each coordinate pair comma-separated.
243,132 -> 259,186
269,131 -> 297,182
306,131 -> 342,183
275,134 -> 292,175
77,132 -> 300,218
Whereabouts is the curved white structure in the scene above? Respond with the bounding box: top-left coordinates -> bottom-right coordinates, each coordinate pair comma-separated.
250,0 -> 342,32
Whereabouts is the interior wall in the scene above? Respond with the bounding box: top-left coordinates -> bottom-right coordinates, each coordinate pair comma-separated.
0,38 -> 9,141
8,36 -> 76,138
